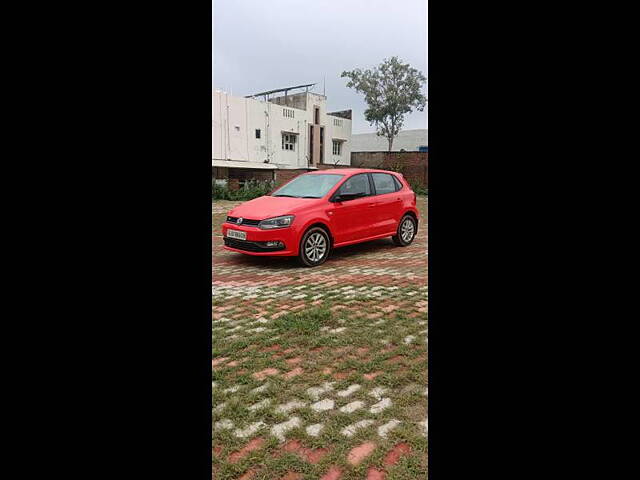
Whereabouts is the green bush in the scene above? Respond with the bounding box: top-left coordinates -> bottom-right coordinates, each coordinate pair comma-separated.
410,181 -> 428,196
212,179 -> 275,201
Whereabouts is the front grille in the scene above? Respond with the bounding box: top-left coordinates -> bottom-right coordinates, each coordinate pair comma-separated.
226,216 -> 261,226
224,238 -> 285,252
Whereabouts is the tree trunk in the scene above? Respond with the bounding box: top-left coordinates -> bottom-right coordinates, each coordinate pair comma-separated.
387,136 -> 393,152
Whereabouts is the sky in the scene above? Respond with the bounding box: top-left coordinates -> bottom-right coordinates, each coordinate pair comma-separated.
213,0 -> 427,134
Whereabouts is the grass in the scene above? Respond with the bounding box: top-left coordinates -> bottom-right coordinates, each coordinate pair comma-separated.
213,303 -> 427,479
272,307 -> 332,335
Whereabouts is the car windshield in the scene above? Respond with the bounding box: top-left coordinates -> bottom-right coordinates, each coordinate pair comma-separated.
271,174 -> 343,198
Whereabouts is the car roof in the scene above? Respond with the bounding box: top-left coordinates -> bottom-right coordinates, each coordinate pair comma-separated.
305,168 -> 400,176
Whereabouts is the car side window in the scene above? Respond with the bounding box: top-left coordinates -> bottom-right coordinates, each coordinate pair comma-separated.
338,174 -> 371,196
372,173 -> 398,195
392,175 -> 403,191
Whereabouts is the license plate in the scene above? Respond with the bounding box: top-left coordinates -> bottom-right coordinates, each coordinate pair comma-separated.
226,229 -> 246,240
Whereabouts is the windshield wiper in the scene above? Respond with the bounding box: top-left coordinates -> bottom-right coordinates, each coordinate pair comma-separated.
272,194 -> 298,197
300,196 -> 320,198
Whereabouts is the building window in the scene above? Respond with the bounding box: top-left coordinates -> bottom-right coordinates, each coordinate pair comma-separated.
333,118 -> 343,127
282,133 -> 296,151
332,140 -> 342,156
255,129 -> 261,139
283,108 -> 294,118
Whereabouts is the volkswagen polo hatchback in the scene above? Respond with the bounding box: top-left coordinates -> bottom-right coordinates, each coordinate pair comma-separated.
222,168 -> 419,267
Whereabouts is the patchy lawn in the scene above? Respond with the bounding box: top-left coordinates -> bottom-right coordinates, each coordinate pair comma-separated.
213,197 -> 428,480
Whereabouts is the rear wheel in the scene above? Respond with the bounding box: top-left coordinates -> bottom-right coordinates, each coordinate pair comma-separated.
298,227 -> 330,267
392,214 -> 417,246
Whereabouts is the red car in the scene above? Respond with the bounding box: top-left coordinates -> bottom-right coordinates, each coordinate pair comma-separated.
222,168 -> 419,267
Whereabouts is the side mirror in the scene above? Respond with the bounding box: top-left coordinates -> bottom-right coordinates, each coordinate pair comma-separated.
334,192 -> 364,202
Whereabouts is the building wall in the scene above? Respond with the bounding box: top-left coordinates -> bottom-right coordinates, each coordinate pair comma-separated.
351,129 -> 428,152
325,114 -> 351,166
212,90 -> 352,169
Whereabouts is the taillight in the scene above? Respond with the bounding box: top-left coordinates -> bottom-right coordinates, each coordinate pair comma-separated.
413,192 -> 417,203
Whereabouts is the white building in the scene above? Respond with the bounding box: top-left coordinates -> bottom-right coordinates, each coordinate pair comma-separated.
212,84 -> 352,186
351,128 -> 428,152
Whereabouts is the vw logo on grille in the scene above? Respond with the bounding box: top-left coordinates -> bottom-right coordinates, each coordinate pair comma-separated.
237,217 -> 243,224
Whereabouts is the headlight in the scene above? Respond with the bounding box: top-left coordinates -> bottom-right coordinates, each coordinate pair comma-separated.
258,215 -> 295,229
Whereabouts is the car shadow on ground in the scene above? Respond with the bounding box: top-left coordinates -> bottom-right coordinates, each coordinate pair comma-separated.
219,238 -> 399,270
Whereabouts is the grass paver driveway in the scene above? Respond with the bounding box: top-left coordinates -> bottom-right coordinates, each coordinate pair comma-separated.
213,197 -> 428,480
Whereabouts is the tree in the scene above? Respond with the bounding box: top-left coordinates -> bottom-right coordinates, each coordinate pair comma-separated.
342,57 -> 427,152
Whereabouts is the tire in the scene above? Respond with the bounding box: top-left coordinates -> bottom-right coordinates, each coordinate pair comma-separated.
298,227 -> 331,267
392,214 -> 417,246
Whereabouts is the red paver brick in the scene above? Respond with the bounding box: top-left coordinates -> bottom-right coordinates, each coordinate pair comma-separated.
282,439 -> 329,464
305,447 -> 329,463
253,368 -> 280,380
282,439 -> 303,453
285,357 -> 302,365
319,466 -> 342,480
237,468 -> 258,480
228,437 -> 265,464
347,441 -> 376,466
212,445 -> 223,457
280,473 -> 303,480
262,344 -> 281,352
364,371 -> 383,380
284,367 -> 303,379
366,468 -> 386,480
383,443 -> 412,466
212,357 -> 229,367
385,355 -> 405,365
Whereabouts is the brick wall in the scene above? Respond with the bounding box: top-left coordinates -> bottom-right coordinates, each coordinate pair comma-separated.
316,163 -> 352,171
274,169 -> 311,188
350,152 -> 428,188
274,165 -> 353,188
273,153 -> 428,191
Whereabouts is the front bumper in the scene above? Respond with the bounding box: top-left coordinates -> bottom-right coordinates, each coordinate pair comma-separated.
221,222 -> 298,256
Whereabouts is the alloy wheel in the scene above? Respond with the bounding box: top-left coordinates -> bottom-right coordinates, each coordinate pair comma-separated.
401,218 -> 415,243
304,232 -> 327,263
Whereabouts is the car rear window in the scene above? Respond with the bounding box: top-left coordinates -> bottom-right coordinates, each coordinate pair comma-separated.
392,175 -> 403,191
372,173 -> 399,195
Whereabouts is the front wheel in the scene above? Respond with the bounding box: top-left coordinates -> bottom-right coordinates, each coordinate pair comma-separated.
392,215 -> 417,246
298,227 -> 331,267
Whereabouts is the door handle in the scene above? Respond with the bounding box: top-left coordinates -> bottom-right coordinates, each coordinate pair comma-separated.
368,203 -> 376,207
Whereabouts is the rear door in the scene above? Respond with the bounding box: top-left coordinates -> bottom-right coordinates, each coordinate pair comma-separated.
328,173 -> 374,243
370,173 -> 403,234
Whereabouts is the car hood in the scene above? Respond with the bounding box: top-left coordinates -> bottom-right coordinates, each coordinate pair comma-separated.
228,196 -> 322,220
